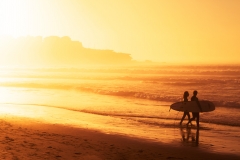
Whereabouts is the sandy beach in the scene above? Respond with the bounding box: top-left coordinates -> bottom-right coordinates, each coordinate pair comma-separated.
0,105 -> 239,160
1,0 -> 240,158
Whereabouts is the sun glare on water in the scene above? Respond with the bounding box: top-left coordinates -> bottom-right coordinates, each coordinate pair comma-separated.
0,87 -> 27,116
0,87 -> 54,119
0,87 -> 13,104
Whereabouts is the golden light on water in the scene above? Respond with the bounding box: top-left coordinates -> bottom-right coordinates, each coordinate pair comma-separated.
0,88 -> 13,104
1,1 -> 240,156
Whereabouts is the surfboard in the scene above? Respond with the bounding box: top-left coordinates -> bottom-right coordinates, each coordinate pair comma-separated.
170,100 -> 215,112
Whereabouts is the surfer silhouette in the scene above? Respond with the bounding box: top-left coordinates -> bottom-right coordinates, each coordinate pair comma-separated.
179,91 -> 191,125
187,90 -> 201,127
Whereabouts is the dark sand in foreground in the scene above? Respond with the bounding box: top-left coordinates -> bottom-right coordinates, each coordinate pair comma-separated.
0,115 -> 239,160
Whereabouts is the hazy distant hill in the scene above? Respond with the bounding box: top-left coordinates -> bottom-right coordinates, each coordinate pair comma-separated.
0,36 -> 133,67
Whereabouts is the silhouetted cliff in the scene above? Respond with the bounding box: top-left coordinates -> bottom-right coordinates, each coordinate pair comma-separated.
0,36 -> 133,67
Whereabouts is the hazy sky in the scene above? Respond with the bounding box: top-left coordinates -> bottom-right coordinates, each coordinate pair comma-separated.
0,0 -> 240,64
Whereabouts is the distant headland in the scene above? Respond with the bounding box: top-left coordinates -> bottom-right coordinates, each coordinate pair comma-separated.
0,36 -> 139,67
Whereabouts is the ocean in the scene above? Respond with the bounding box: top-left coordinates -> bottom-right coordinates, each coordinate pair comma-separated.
0,65 -> 240,155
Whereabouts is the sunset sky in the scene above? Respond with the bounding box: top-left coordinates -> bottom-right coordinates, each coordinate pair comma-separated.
0,0 -> 240,64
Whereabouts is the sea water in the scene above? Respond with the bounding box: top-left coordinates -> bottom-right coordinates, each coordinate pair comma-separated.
0,65 -> 240,155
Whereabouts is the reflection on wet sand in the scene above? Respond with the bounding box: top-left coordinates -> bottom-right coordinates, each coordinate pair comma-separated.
180,126 -> 199,146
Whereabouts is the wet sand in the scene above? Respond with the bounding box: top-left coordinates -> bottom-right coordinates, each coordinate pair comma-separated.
0,116 -> 239,160
0,104 -> 239,160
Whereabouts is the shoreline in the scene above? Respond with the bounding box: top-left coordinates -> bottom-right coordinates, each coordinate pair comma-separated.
0,114 -> 239,160
0,103 -> 239,159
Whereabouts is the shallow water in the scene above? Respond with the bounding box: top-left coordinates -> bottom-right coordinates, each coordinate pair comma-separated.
0,65 -> 240,156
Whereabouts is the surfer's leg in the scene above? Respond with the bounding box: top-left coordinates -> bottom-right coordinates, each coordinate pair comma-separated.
187,114 -> 195,126
187,112 -> 192,125
196,113 -> 200,128
187,112 -> 190,121
186,112 -> 192,125
186,118 -> 193,126
180,113 -> 186,125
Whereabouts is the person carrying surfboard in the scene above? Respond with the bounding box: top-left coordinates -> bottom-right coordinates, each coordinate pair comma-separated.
187,90 -> 202,127
179,91 -> 191,125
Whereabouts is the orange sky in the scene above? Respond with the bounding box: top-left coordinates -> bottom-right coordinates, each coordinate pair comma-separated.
0,0 -> 240,64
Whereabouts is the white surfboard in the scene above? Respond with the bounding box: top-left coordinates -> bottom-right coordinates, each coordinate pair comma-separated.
170,100 -> 215,112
